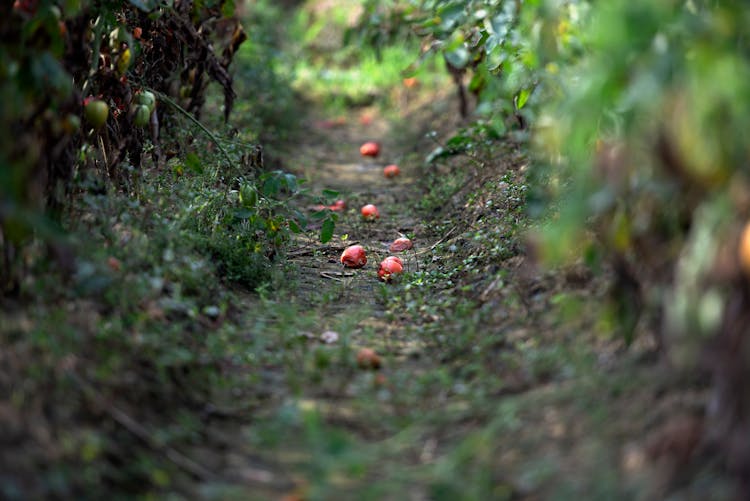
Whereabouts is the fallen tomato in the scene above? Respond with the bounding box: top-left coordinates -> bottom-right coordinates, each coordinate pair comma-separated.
361,204 -> 380,221
107,256 -> 122,272
378,256 -> 403,282
740,222 -> 750,277
383,164 -> 400,178
374,373 -> 388,386
340,245 -> 367,268
330,199 -> 346,211
389,237 -> 413,252
84,99 -> 109,129
356,347 -> 382,370
359,141 -> 380,158
403,77 -> 418,88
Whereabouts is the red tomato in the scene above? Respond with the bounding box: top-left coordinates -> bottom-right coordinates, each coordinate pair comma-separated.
389,238 -> 413,252
383,164 -> 401,178
361,204 -> 380,221
359,141 -> 380,157
340,245 -> 367,268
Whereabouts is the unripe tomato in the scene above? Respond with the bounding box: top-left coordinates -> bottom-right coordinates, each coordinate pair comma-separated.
133,104 -> 151,127
84,99 -> 109,129
135,91 -> 156,112
62,114 -> 81,134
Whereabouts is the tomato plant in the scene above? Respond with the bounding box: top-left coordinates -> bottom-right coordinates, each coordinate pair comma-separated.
0,0 -> 249,293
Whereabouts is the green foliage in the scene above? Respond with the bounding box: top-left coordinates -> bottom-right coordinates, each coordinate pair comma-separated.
233,1 -> 301,144
352,0 -> 586,126
0,0 -> 246,293
534,0 -> 750,347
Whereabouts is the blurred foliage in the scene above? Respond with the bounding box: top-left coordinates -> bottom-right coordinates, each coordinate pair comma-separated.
351,0 -> 587,131
534,0 -> 750,339
352,0 -> 750,494
532,2 -> 750,486
0,0 -> 250,293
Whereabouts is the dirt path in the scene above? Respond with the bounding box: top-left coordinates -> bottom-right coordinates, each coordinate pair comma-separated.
283,108 -> 427,323
192,105 -> 446,498
177,90 -> 712,500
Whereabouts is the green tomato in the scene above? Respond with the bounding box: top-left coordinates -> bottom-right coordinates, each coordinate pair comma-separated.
133,105 -> 151,127
239,184 -> 258,208
62,114 -> 81,134
84,100 -> 109,129
135,91 -> 156,112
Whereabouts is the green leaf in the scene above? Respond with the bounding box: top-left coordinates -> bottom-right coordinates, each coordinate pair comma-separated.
283,173 -> 298,193
310,209 -> 329,221
262,177 -> 280,197
322,189 -> 340,199
233,208 -> 254,219
221,0 -> 236,18
444,46 -> 470,69
291,209 -> 308,229
288,219 -> 303,234
184,153 -> 203,174
239,185 -> 258,208
320,219 -> 335,244
437,3 -> 465,31
516,88 -> 531,110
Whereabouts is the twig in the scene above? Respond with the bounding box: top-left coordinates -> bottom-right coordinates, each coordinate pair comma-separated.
152,90 -> 234,169
429,225 -> 458,250
321,271 -> 355,281
287,242 -> 360,258
286,248 -> 315,258
479,275 -> 503,302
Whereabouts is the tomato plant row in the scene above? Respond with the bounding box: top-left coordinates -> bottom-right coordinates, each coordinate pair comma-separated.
1,0 -> 246,293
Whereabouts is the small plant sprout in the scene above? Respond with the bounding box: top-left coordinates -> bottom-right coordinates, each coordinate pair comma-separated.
340,245 -> 367,268
361,204 -> 380,221
383,164 -> 401,178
